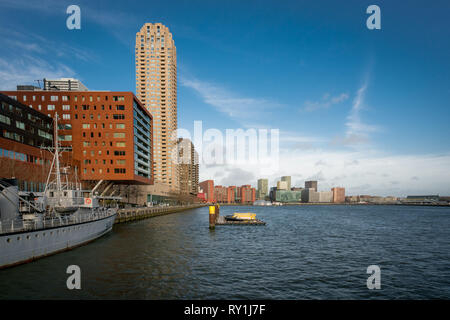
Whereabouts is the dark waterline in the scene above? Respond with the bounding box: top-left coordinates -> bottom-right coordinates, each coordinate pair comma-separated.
0,205 -> 449,299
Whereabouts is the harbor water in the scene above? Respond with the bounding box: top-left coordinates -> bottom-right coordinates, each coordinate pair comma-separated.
0,205 -> 449,299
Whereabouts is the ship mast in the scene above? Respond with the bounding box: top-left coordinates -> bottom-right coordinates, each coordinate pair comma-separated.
54,112 -> 62,199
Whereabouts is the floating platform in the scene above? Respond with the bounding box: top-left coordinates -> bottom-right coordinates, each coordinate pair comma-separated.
215,216 -> 266,226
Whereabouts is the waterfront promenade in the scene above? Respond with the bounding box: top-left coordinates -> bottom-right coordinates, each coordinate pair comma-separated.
115,204 -> 206,224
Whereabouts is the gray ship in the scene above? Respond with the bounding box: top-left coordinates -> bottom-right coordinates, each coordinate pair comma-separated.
0,113 -> 120,269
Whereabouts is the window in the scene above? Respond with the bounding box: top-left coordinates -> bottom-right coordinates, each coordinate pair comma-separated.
116,123 -> 125,129
114,151 -> 126,156
116,160 -> 126,165
0,114 -> 11,125
62,114 -> 70,120
58,135 -> 72,141
116,105 -> 125,110
113,133 -> 125,138
62,105 -> 70,110
16,121 -> 25,130
113,114 -> 125,120
114,168 -> 126,174
82,124 -> 90,129
62,96 -> 69,101
113,96 -> 125,101
47,105 -> 55,110
116,142 -> 126,147
51,96 -> 58,101
58,124 -> 72,130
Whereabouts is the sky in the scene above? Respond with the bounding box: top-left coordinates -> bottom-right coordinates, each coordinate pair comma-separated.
0,0 -> 449,196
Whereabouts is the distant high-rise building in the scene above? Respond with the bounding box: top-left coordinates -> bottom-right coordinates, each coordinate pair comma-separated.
199,180 -> 214,203
281,176 -> 291,190
305,180 -> 318,192
332,187 -> 345,203
177,138 -> 199,195
136,23 -> 178,192
257,178 -> 268,199
277,180 -> 288,190
240,185 -> 255,204
43,78 -> 88,91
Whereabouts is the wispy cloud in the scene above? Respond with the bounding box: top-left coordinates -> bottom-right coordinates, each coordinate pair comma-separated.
0,56 -> 76,90
331,76 -> 380,147
303,92 -> 349,112
180,75 -> 282,120
0,0 -> 137,45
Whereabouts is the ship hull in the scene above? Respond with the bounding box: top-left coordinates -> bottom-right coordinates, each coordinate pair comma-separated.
0,213 -> 116,269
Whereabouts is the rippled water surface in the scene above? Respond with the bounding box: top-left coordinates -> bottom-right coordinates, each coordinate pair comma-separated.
1,205 -> 449,299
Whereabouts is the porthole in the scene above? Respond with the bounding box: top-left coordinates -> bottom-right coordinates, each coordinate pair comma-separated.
26,235 -> 30,240
6,238 -> 11,243
35,234 -> 39,238
17,236 -> 21,241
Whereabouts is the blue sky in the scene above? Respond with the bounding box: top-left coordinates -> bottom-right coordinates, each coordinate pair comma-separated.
1,0 -> 449,196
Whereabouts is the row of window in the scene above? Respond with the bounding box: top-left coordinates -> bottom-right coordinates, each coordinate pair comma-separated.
84,159 -> 126,165
1,102 -> 51,129
0,147 -> 48,165
82,123 -> 125,129
15,95 -> 125,103
82,168 -> 126,174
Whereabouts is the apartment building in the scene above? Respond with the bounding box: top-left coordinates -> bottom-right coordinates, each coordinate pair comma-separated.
1,90 -> 153,185
135,23 -> 178,192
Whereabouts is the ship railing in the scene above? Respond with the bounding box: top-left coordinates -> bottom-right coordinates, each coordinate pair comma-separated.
0,208 -> 115,235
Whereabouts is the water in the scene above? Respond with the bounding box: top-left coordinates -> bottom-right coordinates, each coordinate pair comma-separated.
0,205 -> 449,299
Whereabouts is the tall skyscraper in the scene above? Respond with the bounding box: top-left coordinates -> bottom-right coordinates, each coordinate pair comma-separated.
135,23 -> 179,192
281,176 -> 291,190
177,138 -> 199,195
257,178 -> 268,199
305,180 -> 318,192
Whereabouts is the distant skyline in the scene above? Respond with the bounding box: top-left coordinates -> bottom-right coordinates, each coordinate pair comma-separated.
0,0 -> 449,196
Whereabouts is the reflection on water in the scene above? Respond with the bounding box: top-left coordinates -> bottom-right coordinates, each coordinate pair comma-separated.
0,205 -> 449,299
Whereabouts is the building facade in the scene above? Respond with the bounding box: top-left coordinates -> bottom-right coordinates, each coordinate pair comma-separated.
135,23 -> 178,192
332,187 -> 345,203
199,180 -> 214,203
305,180 -> 318,192
177,138 -> 199,195
43,78 -> 88,91
257,178 -> 268,200
0,93 -> 54,191
281,176 -> 291,190
1,90 -> 153,186
277,180 -> 288,190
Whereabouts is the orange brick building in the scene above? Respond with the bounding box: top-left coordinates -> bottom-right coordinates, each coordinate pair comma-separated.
332,187 -> 345,203
199,180 -> 214,202
1,90 -> 153,186
240,185 -> 256,204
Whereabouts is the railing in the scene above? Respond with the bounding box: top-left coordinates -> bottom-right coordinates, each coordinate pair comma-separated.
0,208 -> 116,235
115,204 -> 205,223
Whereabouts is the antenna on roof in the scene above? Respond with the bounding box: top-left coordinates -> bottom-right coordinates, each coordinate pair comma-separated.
34,79 -> 43,89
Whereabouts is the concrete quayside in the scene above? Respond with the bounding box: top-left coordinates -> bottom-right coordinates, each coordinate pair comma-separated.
115,204 -> 206,224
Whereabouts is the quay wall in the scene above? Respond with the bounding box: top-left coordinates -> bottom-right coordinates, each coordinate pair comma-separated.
115,204 -> 206,224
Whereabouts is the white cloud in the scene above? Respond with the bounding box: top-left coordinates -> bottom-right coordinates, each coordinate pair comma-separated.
180,75 -> 282,120
200,149 -> 450,197
303,92 -> 349,111
0,56 -> 76,90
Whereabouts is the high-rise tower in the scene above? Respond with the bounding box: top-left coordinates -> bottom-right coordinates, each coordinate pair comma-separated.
135,23 -> 178,192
